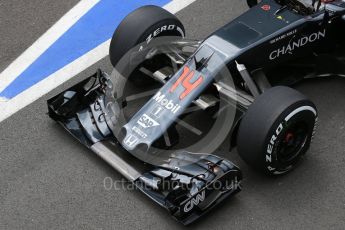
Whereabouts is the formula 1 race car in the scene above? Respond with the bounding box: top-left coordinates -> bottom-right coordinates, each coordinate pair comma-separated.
47,0 -> 345,225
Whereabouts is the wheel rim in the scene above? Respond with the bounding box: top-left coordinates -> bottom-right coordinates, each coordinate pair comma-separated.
277,122 -> 309,164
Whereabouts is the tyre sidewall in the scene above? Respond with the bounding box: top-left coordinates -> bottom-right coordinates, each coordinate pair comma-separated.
264,101 -> 317,175
137,20 -> 185,47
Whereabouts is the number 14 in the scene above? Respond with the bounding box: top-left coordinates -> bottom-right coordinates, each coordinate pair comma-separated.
170,66 -> 204,100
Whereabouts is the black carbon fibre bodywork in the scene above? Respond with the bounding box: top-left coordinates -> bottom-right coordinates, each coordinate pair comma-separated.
48,0 -> 345,225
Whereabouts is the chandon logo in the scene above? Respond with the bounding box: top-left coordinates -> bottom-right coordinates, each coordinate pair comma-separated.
269,29 -> 326,60
183,190 -> 205,213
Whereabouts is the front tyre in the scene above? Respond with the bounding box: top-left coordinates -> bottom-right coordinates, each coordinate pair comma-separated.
237,86 -> 318,175
109,5 -> 185,67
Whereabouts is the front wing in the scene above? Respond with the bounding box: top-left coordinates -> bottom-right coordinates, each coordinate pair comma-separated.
47,70 -> 242,225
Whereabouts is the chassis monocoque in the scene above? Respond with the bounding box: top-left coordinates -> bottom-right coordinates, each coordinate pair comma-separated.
47,0 -> 345,225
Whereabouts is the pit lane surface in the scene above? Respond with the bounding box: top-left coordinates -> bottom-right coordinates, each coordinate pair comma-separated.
1,0 -> 345,229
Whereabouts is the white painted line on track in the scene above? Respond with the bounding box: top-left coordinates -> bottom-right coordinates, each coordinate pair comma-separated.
163,0 -> 198,14
1,40 -> 110,120
0,0 -> 197,123
0,97 -> 8,102
0,0 -> 100,93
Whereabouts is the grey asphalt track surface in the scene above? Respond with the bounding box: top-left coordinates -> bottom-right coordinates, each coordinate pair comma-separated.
0,0 -> 80,73
1,0 -> 345,229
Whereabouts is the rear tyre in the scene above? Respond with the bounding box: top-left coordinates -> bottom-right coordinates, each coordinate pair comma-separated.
237,86 -> 318,175
109,5 -> 185,67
